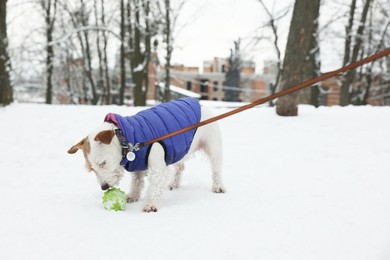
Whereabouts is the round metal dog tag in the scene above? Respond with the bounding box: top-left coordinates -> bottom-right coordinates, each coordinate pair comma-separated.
126,151 -> 136,161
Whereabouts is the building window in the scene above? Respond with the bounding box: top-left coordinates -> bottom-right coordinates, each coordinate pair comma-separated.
320,93 -> 328,106
213,81 -> 218,92
200,79 -> 208,100
186,81 -> 192,90
221,65 -> 225,73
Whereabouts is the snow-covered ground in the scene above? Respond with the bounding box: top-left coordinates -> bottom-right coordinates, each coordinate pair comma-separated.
1,103 -> 390,260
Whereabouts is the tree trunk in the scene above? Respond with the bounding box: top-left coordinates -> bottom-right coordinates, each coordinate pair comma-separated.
299,13 -> 321,106
339,0 -> 372,106
64,4 -> 88,104
45,30 -> 54,104
270,27 -> 282,106
258,0 -> 282,106
164,0 -> 171,102
0,0 -> 13,105
343,0 -> 357,67
77,0 -> 98,105
132,0 -> 146,107
43,0 -> 57,104
309,22 -> 321,107
119,0 -> 126,105
142,0 -> 151,103
276,0 -> 320,116
101,0 -> 111,105
65,1 -> 95,104
94,0 -> 104,103
364,14 -> 390,105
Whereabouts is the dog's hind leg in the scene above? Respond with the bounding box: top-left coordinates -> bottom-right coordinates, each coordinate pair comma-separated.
201,122 -> 226,194
144,143 -> 169,212
207,145 -> 225,194
169,162 -> 185,190
127,171 -> 146,203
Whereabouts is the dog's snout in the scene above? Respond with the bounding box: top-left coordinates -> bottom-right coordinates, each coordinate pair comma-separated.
101,183 -> 110,190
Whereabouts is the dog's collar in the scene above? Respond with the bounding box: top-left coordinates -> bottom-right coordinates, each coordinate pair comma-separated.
115,129 -> 130,157
114,129 -> 141,162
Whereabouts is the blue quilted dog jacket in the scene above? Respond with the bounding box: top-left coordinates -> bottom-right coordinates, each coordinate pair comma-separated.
104,98 -> 201,172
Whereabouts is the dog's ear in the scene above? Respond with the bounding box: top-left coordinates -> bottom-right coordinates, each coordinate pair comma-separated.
68,138 -> 87,154
94,130 -> 115,145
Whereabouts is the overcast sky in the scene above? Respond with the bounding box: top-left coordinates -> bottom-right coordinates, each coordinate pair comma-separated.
171,0 -> 293,70
171,0 -> 348,72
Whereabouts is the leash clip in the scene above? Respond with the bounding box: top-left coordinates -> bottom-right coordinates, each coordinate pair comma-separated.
126,143 -> 141,161
129,143 -> 141,152
115,129 -> 140,162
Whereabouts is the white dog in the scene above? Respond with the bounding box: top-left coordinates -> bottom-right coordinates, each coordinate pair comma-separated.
68,98 -> 225,212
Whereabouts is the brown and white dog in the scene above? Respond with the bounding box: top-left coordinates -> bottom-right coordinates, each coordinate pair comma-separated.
68,106 -> 225,212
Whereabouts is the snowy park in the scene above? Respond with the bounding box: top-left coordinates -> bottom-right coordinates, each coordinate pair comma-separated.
1,102 -> 390,259
1,0 -> 390,259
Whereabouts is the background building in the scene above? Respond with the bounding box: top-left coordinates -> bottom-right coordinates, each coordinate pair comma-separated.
153,57 -> 267,103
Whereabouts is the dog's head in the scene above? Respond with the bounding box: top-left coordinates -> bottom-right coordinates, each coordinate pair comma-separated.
68,123 -> 124,190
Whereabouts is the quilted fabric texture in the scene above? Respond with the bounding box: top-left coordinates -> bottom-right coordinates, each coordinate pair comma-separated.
105,98 -> 201,171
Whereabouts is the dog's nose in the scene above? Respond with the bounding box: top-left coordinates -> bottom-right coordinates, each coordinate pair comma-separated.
101,183 -> 110,190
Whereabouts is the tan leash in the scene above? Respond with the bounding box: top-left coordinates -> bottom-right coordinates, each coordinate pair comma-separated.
131,48 -> 390,151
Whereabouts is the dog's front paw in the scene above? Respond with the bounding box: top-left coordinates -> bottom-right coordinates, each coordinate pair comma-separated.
213,186 -> 226,193
127,193 -> 140,203
143,205 -> 158,213
169,183 -> 179,190
127,196 -> 139,203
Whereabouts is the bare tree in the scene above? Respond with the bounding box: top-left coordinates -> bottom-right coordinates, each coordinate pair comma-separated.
339,0 -> 373,106
62,3 -> 88,103
94,0 -> 104,101
343,0 -> 357,67
100,0 -> 111,104
119,0 -> 126,105
301,13 -> 321,107
126,0 -> 160,106
48,0 -> 118,105
55,2 -> 87,104
39,0 -> 58,104
127,0 -> 145,106
160,0 -> 185,102
224,40 -> 241,102
62,1 -> 99,104
257,0 -> 289,106
363,3 -> 390,105
163,0 -> 171,102
89,0 -> 113,104
143,0 -> 152,102
80,0 -> 98,105
276,0 -> 321,116
0,0 -> 12,105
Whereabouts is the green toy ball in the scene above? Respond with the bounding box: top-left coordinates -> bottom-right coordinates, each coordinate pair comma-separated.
102,188 -> 127,211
